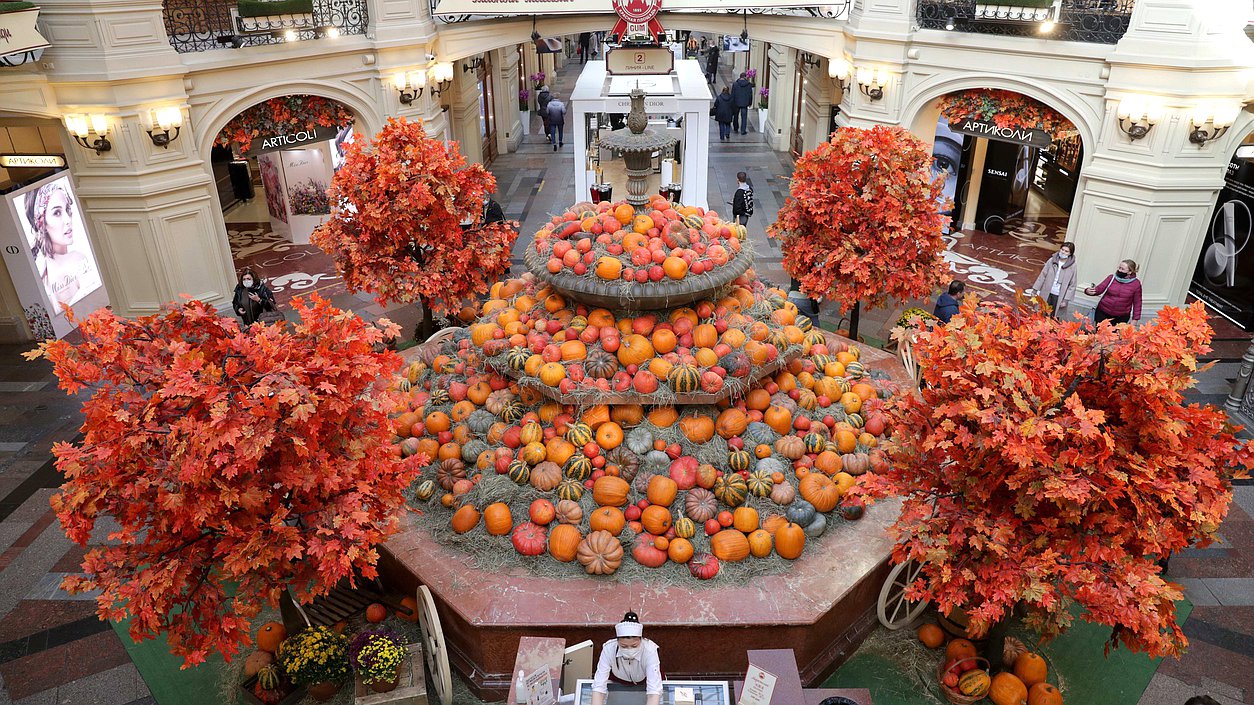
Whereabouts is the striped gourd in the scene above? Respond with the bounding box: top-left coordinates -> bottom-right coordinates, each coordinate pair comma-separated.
804,330 -> 826,348
667,365 -> 702,393
833,377 -> 852,395
499,401 -> 526,424
507,460 -> 531,485
746,472 -> 773,497
844,361 -> 866,378
506,347 -> 531,371
567,316 -> 588,333
674,517 -> 696,538
713,473 -> 748,507
683,214 -> 704,229
845,413 -> 864,429
769,330 -> 790,350
810,354 -> 832,371
557,478 -> 586,501
803,433 -> 826,454
795,314 -> 813,332
428,389 -> 450,407
727,450 -> 753,472
564,454 -> 593,481
566,422 -> 594,447
415,480 -> 436,501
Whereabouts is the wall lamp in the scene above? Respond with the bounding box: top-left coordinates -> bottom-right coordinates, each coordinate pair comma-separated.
799,52 -> 821,69
429,62 -> 454,97
1188,103 -> 1239,146
828,58 -> 851,93
392,70 -> 427,105
1115,97 -> 1161,141
140,106 -> 184,148
462,56 -> 483,73
64,113 -> 112,154
856,66 -> 889,101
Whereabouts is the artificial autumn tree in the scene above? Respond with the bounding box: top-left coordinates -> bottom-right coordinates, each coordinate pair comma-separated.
854,299 -> 1253,658
313,117 -> 518,340
767,125 -> 949,340
25,296 -> 424,665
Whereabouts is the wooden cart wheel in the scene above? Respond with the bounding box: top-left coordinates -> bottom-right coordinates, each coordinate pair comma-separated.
417,585 -> 453,705
877,558 -> 928,629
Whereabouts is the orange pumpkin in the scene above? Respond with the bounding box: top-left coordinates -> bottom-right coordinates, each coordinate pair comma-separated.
595,256 -> 623,280
589,506 -> 627,535
693,323 -> 719,348
1013,653 -> 1048,687
366,603 -> 388,623
989,673 -> 1029,705
715,408 -> 748,439
483,503 -> 513,536
745,388 -> 771,411
425,411 -> 451,433
710,529 -> 750,561
593,476 -> 631,506
560,340 -> 587,361
747,529 -> 773,557
582,404 -> 611,428
667,537 -> 694,563
946,638 -> 978,663
647,475 -> 679,506
678,415 -> 715,444
761,514 -> 789,535
617,335 -> 654,366
538,362 -> 566,386
732,506 -> 759,533
763,405 -> 793,435
610,404 -> 644,427
548,524 -> 583,562
917,623 -> 945,649
799,473 -> 840,512
451,504 -> 480,533
662,256 -> 689,279
256,622 -> 287,653
774,522 -> 806,559
595,422 -> 624,450
647,406 -> 678,427
1027,683 -> 1062,705
640,505 -> 673,535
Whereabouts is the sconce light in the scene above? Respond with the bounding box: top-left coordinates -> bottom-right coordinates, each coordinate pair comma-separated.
1039,18 -> 1057,33
462,56 -> 483,73
1188,103 -> 1239,146
944,10 -> 956,30
64,113 -> 112,154
856,66 -> 889,101
1115,97 -> 1161,141
740,10 -> 749,43
429,62 -> 454,96
828,58 -> 851,93
800,52 -> 820,70
141,106 -> 184,148
393,70 -> 426,105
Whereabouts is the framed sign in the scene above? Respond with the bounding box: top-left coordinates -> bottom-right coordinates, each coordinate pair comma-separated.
606,46 -> 674,75
950,118 -> 1051,149
0,154 -> 66,169
249,126 -> 340,155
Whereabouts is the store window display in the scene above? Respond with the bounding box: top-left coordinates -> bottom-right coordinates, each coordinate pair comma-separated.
22,177 -> 101,309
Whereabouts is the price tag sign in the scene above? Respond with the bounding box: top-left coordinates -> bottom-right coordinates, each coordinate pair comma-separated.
738,665 -> 777,705
524,668 -> 555,705
606,47 -> 675,76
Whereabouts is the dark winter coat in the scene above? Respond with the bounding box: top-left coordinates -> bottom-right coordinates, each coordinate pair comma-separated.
713,93 -> 736,123
1091,274 -> 1143,320
732,183 -> 754,217
706,47 -> 720,74
933,292 -> 960,323
546,99 -> 567,125
233,282 -> 276,325
732,78 -> 755,108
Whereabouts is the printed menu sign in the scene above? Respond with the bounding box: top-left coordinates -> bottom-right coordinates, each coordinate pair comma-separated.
738,665 -> 777,705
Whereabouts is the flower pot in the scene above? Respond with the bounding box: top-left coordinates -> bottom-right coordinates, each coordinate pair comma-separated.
520,110 -> 531,136
758,108 -> 769,132
369,663 -> 403,693
306,681 -> 340,702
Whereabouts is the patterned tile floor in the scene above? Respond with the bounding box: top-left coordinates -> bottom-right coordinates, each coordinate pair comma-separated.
0,59 -> 1250,704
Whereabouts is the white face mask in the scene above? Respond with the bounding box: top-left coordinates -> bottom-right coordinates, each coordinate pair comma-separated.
1058,252 -> 1069,260
618,646 -> 641,660
242,278 -> 254,287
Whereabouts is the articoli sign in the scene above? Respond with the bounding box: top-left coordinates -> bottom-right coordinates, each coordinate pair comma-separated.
251,126 -> 338,154
951,118 -> 1052,149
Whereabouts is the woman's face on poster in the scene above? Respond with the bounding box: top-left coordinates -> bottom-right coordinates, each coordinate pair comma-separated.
44,189 -> 76,248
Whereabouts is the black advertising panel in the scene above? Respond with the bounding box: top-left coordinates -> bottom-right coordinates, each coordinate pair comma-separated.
1192,153 -> 1254,330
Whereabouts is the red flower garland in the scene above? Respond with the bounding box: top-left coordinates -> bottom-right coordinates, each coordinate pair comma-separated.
216,95 -> 356,153
936,89 -> 1079,142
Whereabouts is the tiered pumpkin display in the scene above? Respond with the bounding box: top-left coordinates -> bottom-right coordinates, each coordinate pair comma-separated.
391,199 -> 899,581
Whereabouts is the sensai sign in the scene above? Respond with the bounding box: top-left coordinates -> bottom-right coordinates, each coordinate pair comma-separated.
951,118 -> 1051,149
251,126 -> 338,154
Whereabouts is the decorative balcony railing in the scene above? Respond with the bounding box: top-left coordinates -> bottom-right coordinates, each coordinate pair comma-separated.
163,0 -> 368,53
916,0 -> 1135,45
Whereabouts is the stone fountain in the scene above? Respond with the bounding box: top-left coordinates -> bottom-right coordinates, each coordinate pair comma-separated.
598,87 -> 677,208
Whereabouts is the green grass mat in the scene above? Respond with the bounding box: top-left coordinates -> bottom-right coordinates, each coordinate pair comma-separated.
112,620 -> 226,705
825,599 -> 1193,705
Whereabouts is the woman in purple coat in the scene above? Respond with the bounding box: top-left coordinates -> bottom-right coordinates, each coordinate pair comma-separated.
1084,258 -> 1142,325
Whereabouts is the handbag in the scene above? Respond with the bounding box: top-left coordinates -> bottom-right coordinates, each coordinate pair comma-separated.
258,302 -> 286,325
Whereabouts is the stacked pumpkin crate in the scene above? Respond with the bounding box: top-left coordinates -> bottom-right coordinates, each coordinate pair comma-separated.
392,199 -> 900,581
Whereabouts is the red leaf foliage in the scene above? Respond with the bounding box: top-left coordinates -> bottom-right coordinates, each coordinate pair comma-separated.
853,300 -> 1253,658
312,117 -> 519,315
23,296 -> 424,667
767,126 -> 950,313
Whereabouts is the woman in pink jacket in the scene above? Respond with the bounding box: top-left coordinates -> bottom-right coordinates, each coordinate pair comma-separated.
1084,258 -> 1142,325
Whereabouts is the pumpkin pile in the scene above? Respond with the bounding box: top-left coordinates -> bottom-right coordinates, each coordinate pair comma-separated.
920,625 -> 1063,705
392,200 -> 900,582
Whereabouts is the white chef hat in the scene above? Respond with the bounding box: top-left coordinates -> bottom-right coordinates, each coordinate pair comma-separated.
615,611 -> 643,638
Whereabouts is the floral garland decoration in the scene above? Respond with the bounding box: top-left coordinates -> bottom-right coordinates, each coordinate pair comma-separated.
216,95 -> 356,153
936,89 -> 1078,142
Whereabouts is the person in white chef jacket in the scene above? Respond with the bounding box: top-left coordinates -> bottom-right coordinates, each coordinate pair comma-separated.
590,612 -> 663,705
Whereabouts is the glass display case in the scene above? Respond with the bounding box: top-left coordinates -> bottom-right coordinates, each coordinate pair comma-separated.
572,680 -> 730,705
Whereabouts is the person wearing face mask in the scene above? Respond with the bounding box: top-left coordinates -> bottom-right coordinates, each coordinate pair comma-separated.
1084,258 -> 1142,325
232,267 -> 276,326
590,612 -> 663,705
1029,242 -> 1078,319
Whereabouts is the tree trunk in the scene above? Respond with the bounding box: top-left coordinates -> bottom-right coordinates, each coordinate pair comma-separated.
414,295 -> 437,343
848,301 -> 861,342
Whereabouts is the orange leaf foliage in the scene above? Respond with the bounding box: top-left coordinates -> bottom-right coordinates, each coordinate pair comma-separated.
312,117 -> 518,315
767,125 -> 950,313
24,296 -> 424,667
853,300 -> 1253,658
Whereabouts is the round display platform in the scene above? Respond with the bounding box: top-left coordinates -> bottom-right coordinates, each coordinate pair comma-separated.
381,335 -> 912,700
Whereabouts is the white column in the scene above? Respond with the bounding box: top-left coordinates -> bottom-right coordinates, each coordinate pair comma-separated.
684,111 -> 709,210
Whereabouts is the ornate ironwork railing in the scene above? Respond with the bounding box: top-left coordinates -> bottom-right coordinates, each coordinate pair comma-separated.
916,0 -> 1135,45
163,0 -> 368,53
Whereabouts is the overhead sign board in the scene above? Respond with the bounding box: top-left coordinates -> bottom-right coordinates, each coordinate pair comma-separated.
249,126 -> 340,155
0,8 -> 50,58
606,46 -> 674,75
434,0 -> 832,15
0,154 -> 66,169
950,118 -> 1052,149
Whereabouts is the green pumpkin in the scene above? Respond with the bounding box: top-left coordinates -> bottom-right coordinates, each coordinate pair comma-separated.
556,478 -> 585,501
500,401 -> 526,424
846,413 -> 864,429
844,361 -> 866,378
507,460 -> 531,485
415,480 -> 437,501
727,450 -> 753,472
810,353 -> 832,371
746,472 -> 773,497
506,347 -> 531,371
803,433 -> 826,454
667,365 -> 702,393
713,473 -> 748,507
564,455 -> 593,481
795,314 -> 813,332
256,666 -> 281,691
674,517 -> 696,538
803,330 -> 826,348
566,422 -> 594,447
682,214 -> 704,229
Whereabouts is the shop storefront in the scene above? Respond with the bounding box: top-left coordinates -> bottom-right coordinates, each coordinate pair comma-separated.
1191,141 -> 1254,330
